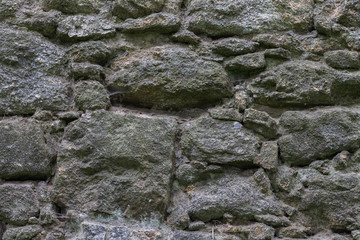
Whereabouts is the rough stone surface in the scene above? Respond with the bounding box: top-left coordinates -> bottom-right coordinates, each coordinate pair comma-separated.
111,0 -> 165,20
74,81 -> 110,110
224,52 -> 266,73
3,225 -> 42,240
279,107 -> 360,165
212,38 -> 259,56
67,41 -> 115,65
70,62 -> 104,81
324,50 -> 360,70
43,0 -> 103,14
0,184 -> 39,225
181,116 -> 261,167
53,110 -> 177,219
108,45 -> 232,109
0,118 -> 54,180
243,109 -> 278,139
186,0 -> 314,37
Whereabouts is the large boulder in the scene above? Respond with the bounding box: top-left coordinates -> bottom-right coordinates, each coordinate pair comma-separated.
0,118 -> 55,180
53,110 -> 177,219
0,27 -> 70,114
0,184 -> 39,225
278,107 -> 360,165
180,116 -> 261,167
107,45 -> 232,110
186,0 -> 314,37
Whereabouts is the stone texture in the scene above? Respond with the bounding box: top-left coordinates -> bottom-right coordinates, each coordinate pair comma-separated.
255,142 -> 279,171
53,110 -> 177,219
82,223 -> 106,240
3,225 -> 42,240
186,0 -> 314,37
74,81 -> 110,110
224,52 -> 266,73
243,109 -> 278,139
0,184 -> 39,225
187,172 -> 283,222
180,116 -> 261,167
0,27 -> 70,114
208,108 -> 243,122
43,0 -> 103,14
22,10 -> 60,38
212,38 -> 259,56
108,45 -> 232,110
70,62 -> 104,81
279,107 -> 360,165
117,13 -> 181,34
0,118 -> 54,180
324,50 -> 360,70
57,16 -> 116,42
111,0 -> 165,20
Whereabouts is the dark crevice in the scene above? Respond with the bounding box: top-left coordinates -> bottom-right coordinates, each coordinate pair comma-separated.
54,203 -> 67,222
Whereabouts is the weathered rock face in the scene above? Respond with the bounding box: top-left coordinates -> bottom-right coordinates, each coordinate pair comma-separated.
0,118 -> 54,180
186,0 -> 314,37
108,45 -> 232,109
3,0 -> 360,239
53,110 -> 177,219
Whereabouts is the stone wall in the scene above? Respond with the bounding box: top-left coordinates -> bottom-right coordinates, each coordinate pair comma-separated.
1,0 -> 360,239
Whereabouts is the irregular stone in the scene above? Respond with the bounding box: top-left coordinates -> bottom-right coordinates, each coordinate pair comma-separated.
163,0 -> 182,14
188,221 -> 205,231
324,50 -> 360,70
253,168 -> 272,195
181,116 -> 261,167
279,107 -> 360,165
57,16 -> 116,42
254,142 -> 279,171
167,183 -> 190,230
39,204 -> 56,226
254,214 -> 291,227
253,33 -> 296,50
249,61 -> 336,107
70,62 -> 104,81
247,223 -> 275,240
188,172 -> 283,222
74,81 -> 110,111
186,0 -> 313,37
272,165 -> 297,193
3,225 -> 42,240
82,223 -> 106,240
117,13 -> 181,34
212,38 -> 259,56
22,11 -> 60,38
208,108 -> 243,122
108,226 -> 129,240
345,30 -> 360,51
111,0 -> 165,20
173,230 -> 240,240
57,111 -> 82,122
0,184 -> 39,225
0,0 -> 31,20
32,110 -> 53,121
67,41 -> 114,66
108,45 -> 232,110
264,48 -> 291,59
170,30 -> 201,45
0,118 -> 54,180
224,52 -> 266,73
53,110 -> 177,219
278,225 -> 309,238
352,230 -> 360,240
0,27 -> 70,114
43,0 -> 103,14
243,109 -> 278,139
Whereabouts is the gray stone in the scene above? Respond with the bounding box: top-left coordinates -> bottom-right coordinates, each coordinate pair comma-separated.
180,116 -> 261,167
0,184 -> 39,225
208,108 -> 243,122
108,45 -> 232,110
278,225 -> 309,238
254,142 -> 279,171
186,0 -> 313,37
167,183 -> 190,230
279,107 -> 360,165
111,0 -> 165,20
70,62 -> 104,81
74,81 -> 110,111
32,110 -> 53,121
173,230 -> 239,240
188,172 -> 283,222
0,27 -> 70,114
254,214 -> 291,227
188,221 -> 205,231
247,223 -> 275,240
352,230 -> 360,240
264,48 -> 291,59
22,10 -> 60,38
67,41 -> 115,66
212,38 -> 259,56
57,15 -> 116,42
345,30 -> 360,51
224,52 -> 266,72
53,110 -> 177,219
108,226 -> 128,240
117,13 -> 181,34
249,61 -> 336,107
0,118 -> 54,180
243,109 -> 278,139
170,30 -> 201,45
3,225 -> 42,240
324,50 -> 360,70
83,223 -> 106,240
57,111 -> 82,122
43,0 -> 104,14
